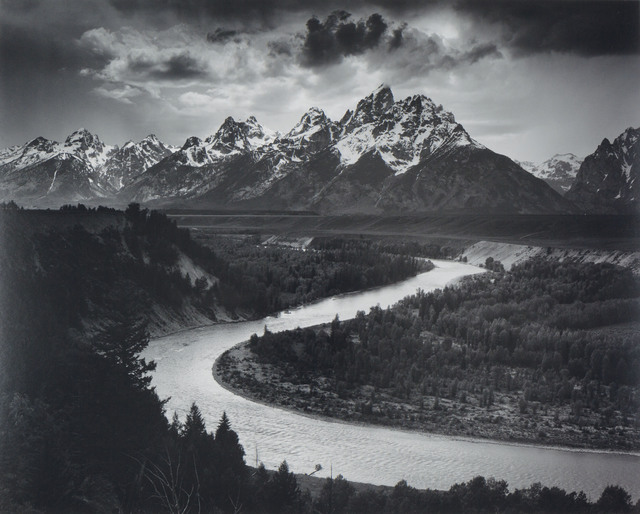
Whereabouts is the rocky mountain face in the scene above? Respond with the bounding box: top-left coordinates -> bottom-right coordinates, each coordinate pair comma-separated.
0,130 -> 175,207
100,135 -> 175,190
519,154 -> 582,194
2,86 -> 575,214
565,128 -> 639,213
123,85 -> 573,214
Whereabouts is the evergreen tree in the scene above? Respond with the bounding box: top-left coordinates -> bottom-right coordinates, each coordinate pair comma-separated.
264,461 -> 300,513
596,485 -> 632,512
182,403 -> 207,443
93,286 -> 155,389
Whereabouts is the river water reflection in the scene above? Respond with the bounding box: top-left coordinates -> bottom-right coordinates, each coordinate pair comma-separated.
144,260 -> 640,500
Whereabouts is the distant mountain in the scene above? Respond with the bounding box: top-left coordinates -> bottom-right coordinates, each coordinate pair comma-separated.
1,87 -> 575,214
565,127 -> 639,213
100,135 -> 176,190
123,85 -> 573,214
518,154 -> 582,194
0,130 -> 175,207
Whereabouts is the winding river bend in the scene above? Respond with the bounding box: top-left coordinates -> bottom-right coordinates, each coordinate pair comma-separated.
143,260 -> 640,500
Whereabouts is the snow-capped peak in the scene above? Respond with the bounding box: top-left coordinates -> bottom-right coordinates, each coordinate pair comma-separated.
286,107 -> 332,138
208,117 -> 246,147
64,128 -> 100,149
520,153 -> 582,193
0,135 -> 60,169
335,86 -> 477,174
343,84 -> 395,132
63,128 -> 115,169
243,116 -> 277,148
182,136 -> 202,150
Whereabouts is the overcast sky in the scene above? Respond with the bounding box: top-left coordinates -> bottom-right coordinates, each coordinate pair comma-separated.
0,0 -> 638,162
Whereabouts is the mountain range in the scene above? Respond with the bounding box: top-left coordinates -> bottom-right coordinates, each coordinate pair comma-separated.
518,154 -> 582,194
0,131 -> 175,206
1,86 -> 637,214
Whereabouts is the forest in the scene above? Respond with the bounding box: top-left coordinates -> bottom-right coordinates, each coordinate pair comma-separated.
0,205 -> 421,512
224,258 -> 640,450
191,233 -> 433,315
1,203 -> 638,512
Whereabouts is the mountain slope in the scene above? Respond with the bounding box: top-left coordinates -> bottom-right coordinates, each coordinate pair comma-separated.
566,128 -> 639,213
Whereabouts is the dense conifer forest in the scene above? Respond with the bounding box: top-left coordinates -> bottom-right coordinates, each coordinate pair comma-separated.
191,234 -> 433,315
222,258 -> 640,450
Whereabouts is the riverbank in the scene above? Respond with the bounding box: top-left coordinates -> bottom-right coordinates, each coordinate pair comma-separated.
214,338 -> 640,453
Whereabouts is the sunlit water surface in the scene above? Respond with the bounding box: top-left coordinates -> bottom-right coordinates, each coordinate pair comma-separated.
143,260 -> 640,500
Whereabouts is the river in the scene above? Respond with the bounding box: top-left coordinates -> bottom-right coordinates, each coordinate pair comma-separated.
143,259 -> 640,500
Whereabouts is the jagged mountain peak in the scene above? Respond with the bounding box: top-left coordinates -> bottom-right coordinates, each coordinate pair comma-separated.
371,83 -> 394,106
27,136 -> 52,146
598,137 -> 613,150
243,116 -> 277,147
62,128 -> 114,170
1,88 -> 577,214
181,136 -> 203,150
396,94 -> 456,125
213,116 -> 244,141
617,127 -> 639,146
520,153 -> 582,194
344,85 -> 395,130
287,107 -> 333,138
25,136 -> 57,153
205,116 -> 262,149
142,134 -> 161,143
566,126 -> 639,213
120,134 -> 170,153
335,86 -> 478,174
139,134 -> 173,152
64,128 -> 102,149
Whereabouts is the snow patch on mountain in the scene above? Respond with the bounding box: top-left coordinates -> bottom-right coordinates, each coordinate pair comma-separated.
336,88 -> 481,175
519,153 -> 582,193
63,128 -> 116,170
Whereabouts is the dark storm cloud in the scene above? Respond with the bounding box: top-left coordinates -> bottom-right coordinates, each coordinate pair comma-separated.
109,0 -> 638,57
206,28 -> 239,44
127,52 -> 208,80
0,22 -> 101,76
108,0 -> 307,19
434,42 -> 503,70
389,24 -> 406,50
387,29 -> 502,77
463,42 -> 502,64
301,12 -> 389,67
1,0 -> 42,13
107,0 -> 443,21
455,0 -> 640,56
268,39 -> 294,57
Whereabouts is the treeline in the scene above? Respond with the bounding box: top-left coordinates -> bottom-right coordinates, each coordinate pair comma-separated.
248,258 -> 640,444
196,234 -> 429,315
305,475 -> 637,514
309,237 -> 459,260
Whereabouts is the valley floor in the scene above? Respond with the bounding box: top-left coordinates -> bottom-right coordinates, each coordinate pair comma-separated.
215,335 -> 640,453
171,212 -> 640,252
